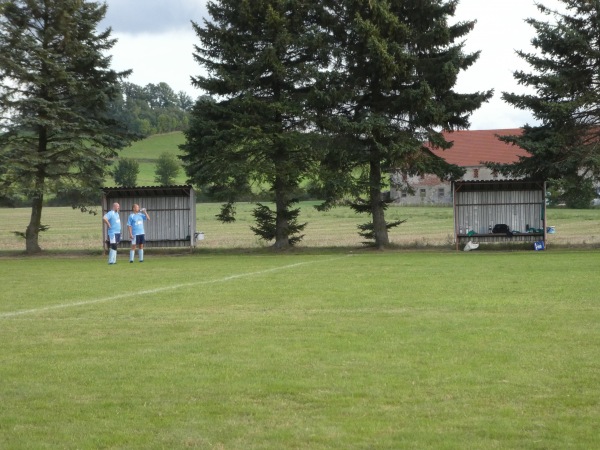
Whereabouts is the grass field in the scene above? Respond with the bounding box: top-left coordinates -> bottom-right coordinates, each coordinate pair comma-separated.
1,251 -> 599,449
1,203 -> 600,253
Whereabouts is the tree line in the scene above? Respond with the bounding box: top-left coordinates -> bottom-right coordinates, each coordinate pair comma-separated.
182,0 -> 600,249
115,81 -> 193,137
1,0 -> 600,253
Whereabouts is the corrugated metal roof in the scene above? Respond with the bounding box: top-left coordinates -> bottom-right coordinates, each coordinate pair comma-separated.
101,185 -> 193,197
431,129 -> 529,167
454,180 -> 545,192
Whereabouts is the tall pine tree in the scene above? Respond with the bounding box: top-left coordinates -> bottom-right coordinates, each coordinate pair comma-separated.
181,0 -> 328,249
499,1 -> 600,206
315,0 -> 491,248
0,0 -> 136,253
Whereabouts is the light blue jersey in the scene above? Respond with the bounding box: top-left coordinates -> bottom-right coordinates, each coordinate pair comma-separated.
103,210 -> 121,237
128,212 -> 147,236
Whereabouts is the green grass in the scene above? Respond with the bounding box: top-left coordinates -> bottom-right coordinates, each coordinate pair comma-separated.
1,251 -> 599,449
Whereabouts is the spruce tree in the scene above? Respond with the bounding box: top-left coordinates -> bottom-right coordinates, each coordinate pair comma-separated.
499,1 -> 600,204
181,0 -> 327,249
316,0 -> 491,248
0,0 -> 136,253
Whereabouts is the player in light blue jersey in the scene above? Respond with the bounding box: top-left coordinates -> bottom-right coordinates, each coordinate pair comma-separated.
127,204 -> 150,262
103,203 -> 121,265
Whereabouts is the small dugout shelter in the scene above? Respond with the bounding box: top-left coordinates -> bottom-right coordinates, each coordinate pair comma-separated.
453,180 -> 547,250
101,185 -> 197,250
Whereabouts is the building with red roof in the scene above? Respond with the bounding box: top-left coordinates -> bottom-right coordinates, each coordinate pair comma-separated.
391,129 -> 529,204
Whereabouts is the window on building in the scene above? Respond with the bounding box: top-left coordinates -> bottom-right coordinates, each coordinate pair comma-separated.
473,168 -> 479,179
401,191 -> 407,198
420,188 -> 426,197
438,188 -> 444,198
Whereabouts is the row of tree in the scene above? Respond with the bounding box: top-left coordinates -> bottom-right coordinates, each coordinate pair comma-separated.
181,0 -> 490,249
182,0 -> 600,248
115,82 -> 193,136
2,0 -> 600,253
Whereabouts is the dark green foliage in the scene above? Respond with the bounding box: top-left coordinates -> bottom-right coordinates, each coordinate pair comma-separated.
216,202 -> 237,223
119,82 -> 191,137
315,0 -> 491,248
47,188 -> 102,208
182,0 -> 327,249
13,224 -> 49,240
250,201 -> 306,246
112,158 -> 139,187
0,0 -> 138,253
350,197 -> 407,244
498,1 -> 600,199
357,219 -> 407,243
154,152 -> 181,186
547,177 -> 596,209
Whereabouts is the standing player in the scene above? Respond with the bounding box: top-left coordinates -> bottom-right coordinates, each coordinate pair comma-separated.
128,204 -> 150,263
102,202 -> 121,265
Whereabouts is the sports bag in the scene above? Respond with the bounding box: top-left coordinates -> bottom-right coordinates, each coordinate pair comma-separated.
492,224 -> 511,234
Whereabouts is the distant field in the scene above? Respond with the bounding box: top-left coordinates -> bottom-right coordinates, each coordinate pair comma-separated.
0,251 -> 599,448
1,203 -> 600,253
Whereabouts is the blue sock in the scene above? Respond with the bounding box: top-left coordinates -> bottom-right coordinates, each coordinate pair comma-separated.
130,250 -> 135,262
139,249 -> 144,262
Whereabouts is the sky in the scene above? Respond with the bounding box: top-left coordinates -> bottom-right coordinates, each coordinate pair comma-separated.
102,0 -> 563,130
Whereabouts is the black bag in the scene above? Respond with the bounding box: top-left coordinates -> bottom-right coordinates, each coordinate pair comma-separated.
492,224 -> 511,234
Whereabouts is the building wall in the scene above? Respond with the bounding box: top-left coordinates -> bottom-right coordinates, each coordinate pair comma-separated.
391,166 -> 506,205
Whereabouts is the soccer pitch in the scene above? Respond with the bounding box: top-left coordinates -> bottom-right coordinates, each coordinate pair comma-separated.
1,251 -> 599,449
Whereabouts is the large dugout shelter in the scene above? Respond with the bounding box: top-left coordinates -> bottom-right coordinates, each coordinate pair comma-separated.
101,185 -> 197,251
453,180 -> 547,250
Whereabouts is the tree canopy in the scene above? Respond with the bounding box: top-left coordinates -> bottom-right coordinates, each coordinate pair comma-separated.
182,0 -> 491,249
0,0 -> 137,253
154,152 -> 181,186
314,0 -> 492,247
499,1 -> 600,206
182,0 -> 328,248
119,81 -> 192,136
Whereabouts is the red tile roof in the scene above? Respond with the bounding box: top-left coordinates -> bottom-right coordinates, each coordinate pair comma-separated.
430,129 -> 529,167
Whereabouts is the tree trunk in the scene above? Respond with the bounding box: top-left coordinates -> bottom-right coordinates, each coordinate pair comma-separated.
273,172 -> 290,250
370,157 -> 389,249
26,193 -> 44,254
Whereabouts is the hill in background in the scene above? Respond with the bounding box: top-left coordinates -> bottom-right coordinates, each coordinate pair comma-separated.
107,131 -> 187,187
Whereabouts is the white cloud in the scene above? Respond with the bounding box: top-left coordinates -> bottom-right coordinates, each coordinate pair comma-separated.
110,30 -> 202,97
103,0 -> 207,34
453,0 -> 563,129
105,0 -> 566,129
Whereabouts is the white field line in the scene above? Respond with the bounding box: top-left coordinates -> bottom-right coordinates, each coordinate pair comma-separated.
0,256 -> 350,319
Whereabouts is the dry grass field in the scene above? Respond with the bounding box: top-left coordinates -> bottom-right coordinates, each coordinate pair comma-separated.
1,203 -> 600,253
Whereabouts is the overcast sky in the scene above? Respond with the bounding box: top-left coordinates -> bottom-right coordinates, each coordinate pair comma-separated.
102,0 -> 563,130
